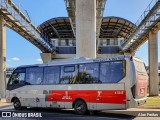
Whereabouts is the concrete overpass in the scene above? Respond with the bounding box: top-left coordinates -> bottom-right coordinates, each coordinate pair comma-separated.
0,0 -> 159,97
38,16 -> 135,61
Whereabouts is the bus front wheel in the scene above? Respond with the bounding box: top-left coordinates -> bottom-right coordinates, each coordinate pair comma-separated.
74,100 -> 87,115
13,98 -> 22,110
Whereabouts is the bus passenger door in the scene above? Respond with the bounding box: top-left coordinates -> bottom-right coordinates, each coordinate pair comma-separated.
25,67 -> 44,107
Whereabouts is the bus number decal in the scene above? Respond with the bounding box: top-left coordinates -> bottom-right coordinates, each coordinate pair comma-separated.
114,91 -> 124,95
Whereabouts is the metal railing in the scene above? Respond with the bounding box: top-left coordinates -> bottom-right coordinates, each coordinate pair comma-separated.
0,0 -> 53,52
96,0 -> 107,50
135,0 -> 159,27
64,0 -> 76,36
122,0 -> 160,52
52,40 -> 76,47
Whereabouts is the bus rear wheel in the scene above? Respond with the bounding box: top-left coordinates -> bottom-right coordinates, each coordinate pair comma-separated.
13,98 -> 22,110
74,100 -> 87,115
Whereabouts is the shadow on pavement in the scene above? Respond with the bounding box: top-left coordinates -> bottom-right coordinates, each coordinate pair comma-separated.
0,104 -> 13,109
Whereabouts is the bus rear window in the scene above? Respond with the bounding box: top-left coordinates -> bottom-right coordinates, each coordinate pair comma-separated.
134,60 -> 147,75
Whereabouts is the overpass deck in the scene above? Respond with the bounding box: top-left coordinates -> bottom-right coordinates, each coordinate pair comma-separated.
64,0 -> 106,48
0,0 -> 53,52
122,0 -> 160,53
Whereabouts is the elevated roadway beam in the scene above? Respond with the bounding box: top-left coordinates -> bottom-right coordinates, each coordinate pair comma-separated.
0,0 -> 53,53
65,0 -> 106,49
122,0 -> 160,53
122,0 -> 160,96
64,0 -> 76,36
0,0 -> 54,97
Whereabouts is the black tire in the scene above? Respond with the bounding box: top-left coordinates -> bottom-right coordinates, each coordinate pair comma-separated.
93,110 -> 101,115
74,100 -> 87,115
13,98 -> 22,110
22,107 -> 27,110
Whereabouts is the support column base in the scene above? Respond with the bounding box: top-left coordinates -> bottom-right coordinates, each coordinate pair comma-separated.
40,53 -> 52,64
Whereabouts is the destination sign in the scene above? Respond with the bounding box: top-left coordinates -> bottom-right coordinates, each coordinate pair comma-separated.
93,56 -> 125,62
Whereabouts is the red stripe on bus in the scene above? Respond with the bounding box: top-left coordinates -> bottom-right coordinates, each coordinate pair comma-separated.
47,90 -> 126,104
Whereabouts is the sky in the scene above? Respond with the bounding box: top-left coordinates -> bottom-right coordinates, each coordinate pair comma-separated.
6,0 -> 160,67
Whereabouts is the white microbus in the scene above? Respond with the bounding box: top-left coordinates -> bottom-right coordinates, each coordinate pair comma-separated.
6,55 -> 148,115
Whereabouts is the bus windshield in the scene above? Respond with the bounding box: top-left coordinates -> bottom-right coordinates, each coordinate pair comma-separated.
134,59 -> 147,75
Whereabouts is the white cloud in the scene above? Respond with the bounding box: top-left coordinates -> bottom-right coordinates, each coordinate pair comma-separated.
6,64 -> 12,67
7,60 -> 11,62
12,57 -> 20,61
37,58 -> 42,62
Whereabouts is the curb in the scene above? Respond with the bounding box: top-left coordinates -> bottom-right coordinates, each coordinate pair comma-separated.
138,106 -> 160,109
0,98 -> 6,103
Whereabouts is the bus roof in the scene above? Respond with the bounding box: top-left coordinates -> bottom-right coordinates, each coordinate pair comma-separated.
133,57 -> 144,63
17,55 -> 134,68
46,55 -> 128,66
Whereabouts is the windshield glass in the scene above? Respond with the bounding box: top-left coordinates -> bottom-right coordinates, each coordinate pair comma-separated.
134,59 -> 147,75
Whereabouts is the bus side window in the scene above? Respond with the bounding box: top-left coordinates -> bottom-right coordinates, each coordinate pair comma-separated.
8,68 -> 26,85
100,61 -> 125,83
100,62 -> 110,83
26,67 -> 43,85
78,63 -> 99,84
60,65 -> 78,84
44,66 -> 60,84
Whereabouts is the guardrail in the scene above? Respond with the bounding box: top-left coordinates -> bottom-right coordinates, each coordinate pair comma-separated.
122,0 -> 160,52
0,0 -> 53,52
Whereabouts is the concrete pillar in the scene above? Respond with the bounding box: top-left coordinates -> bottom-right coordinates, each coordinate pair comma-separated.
40,53 -> 52,63
76,0 -> 96,58
148,31 -> 159,96
0,16 -> 6,98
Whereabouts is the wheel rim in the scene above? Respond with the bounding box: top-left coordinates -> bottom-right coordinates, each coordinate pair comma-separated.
76,104 -> 85,113
14,101 -> 20,108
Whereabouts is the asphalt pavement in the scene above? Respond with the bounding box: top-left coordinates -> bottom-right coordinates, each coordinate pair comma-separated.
0,100 -> 159,120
